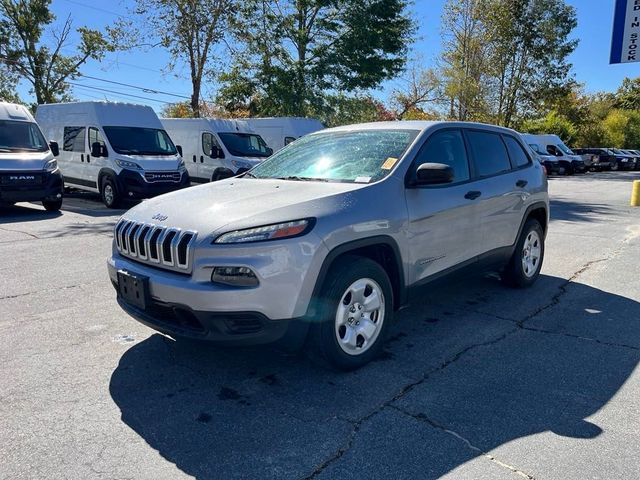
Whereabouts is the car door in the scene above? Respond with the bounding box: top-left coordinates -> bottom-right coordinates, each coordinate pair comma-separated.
465,130 -> 529,252
200,131 -> 225,181
86,127 -> 107,189
61,126 -> 90,188
405,128 -> 483,284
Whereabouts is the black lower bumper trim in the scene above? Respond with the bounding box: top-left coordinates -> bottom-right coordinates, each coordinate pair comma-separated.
116,295 -> 304,346
0,171 -> 63,203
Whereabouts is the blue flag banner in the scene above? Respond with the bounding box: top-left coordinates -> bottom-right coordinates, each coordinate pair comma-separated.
611,0 -> 640,64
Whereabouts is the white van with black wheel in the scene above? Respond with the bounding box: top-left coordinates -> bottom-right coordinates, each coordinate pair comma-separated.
243,117 -> 324,151
161,118 -> 272,183
521,133 -> 586,175
0,102 -> 64,211
36,102 -> 189,208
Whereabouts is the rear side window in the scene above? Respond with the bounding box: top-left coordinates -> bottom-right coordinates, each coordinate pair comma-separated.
466,131 -> 511,177
63,126 -> 85,152
415,129 -> 469,183
503,136 -> 531,168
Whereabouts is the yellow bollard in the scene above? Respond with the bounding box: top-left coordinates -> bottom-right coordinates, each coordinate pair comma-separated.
632,180 -> 640,207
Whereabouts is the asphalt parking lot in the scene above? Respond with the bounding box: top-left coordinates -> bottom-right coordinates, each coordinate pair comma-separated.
1,172 -> 640,480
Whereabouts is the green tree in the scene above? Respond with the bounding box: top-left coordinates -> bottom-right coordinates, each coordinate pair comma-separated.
134,0 -> 230,117
521,110 -> 577,144
602,109 -> 628,147
218,0 -> 415,118
0,64 -> 20,102
0,0 -> 117,104
613,77 -> 640,110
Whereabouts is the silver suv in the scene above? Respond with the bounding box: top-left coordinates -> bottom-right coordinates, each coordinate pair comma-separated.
108,121 -> 548,370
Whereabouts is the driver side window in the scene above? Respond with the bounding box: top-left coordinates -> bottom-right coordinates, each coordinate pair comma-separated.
415,129 -> 470,183
202,132 -> 220,156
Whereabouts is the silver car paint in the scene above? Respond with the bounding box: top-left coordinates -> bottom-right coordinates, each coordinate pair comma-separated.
108,121 -> 548,322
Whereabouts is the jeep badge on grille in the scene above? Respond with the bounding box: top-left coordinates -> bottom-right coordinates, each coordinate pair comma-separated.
152,213 -> 168,221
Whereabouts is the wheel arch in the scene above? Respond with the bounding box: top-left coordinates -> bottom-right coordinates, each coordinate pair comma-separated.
308,236 -> 406,316
518,202 -> 548,240
97,168 -> 119,193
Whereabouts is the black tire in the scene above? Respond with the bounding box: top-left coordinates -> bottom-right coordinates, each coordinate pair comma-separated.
101,176 -> 121,208
306,255 -> 394,371
502,219 -> 545,288
611,161 -> 619,172
42,199 -> 62,211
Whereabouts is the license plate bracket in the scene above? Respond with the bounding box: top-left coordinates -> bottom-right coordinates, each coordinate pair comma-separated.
117,270 -> 149,310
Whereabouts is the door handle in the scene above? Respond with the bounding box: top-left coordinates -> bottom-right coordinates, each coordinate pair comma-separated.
81,154 -> 84,162
200,156 -> 204,163
192,155 -> 197,162
516,180 -> 528,188
464,190 -> 482,200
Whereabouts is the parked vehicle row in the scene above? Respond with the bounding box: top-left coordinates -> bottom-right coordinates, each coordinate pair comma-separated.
521,133 -> 586,175
574,148 -> 640,171
0,100 -> 326,210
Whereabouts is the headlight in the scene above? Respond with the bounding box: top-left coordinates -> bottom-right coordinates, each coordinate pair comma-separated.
214,219 -> 314,244
178,159 -> 187,172
231,160 -> 251,170
115,159 -> 142,170
44,159 -> 58,172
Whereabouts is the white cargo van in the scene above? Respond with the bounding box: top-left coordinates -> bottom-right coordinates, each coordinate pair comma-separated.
36,102 -> 189,208
243,117 -> 324,151
521,133 -> 586,175
0,102 -> 64,211
161,118 -> 271,183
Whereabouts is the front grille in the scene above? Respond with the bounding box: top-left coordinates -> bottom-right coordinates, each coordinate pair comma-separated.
0,173 -> 43,186
114,218 -> 197,272
144,171 -> 181,183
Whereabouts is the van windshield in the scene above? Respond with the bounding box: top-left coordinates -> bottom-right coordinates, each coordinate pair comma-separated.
0,120 -> 49,153
103,127 -> 177,156
218,133 -> 271,158
528,143 -> 543,154
556,143 -> 574,155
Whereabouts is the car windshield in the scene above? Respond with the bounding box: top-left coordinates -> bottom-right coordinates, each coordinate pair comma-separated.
556,143 -> 574,155
0,120 -> 49,153
218,133 -> 271,158
612,148 -> 627,155
103,126 -> 177,156
248,129 -> 419,183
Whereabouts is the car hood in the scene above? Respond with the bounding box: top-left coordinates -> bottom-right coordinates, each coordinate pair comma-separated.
120,178 -> 366,240
0,151 -> 54,171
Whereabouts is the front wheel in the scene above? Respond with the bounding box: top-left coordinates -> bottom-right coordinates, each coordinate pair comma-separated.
42,199 -> 62,211
101,176 -> 121,208
306,256 -> 393,370
502,219 -> 545,288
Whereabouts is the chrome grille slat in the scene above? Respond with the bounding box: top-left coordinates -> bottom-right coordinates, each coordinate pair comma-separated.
113,219 -> 197,273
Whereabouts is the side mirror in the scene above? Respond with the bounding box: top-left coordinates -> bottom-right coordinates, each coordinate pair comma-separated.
176,145 -> 183,157
91,142 -> 107,158
414,163 -> 454,186
49,141 -> 59,157
266,147 -> 273,156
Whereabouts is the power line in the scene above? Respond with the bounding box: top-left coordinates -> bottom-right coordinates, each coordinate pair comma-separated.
58,0 -> 127,18
77,74 -> 191,99
68,82 -> 172,104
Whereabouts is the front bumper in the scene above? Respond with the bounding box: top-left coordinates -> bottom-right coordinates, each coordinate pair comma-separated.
115,169 -> 190,199
107,234 -> 327,345
542,161 -> 563,175
0,170 -> 63,203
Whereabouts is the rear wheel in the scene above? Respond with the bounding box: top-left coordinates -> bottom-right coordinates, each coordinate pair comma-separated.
502,219 -> 544,288
306,256 -> 393,370
611,161 -> 619,171
101,176 -> 121,208
42,199 -> 62,211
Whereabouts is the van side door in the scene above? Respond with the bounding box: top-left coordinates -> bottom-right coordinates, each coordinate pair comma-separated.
200,132 -> 226,182
86,127 -> 107,190
61,126 -> 91,189
405,128 -> 483,284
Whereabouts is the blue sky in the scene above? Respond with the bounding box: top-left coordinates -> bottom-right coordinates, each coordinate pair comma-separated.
14,0 -> 640,111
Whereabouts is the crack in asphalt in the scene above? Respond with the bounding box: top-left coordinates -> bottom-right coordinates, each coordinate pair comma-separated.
302,254 -> 617,479
302,327 -> 519,479
0,281 -> 100,302
390,405 -> 536,480
0,226 -> 41,239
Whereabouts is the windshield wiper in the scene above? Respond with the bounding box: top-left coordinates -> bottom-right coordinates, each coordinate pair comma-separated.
275,176 -> 330,182
243,171 -> 257,178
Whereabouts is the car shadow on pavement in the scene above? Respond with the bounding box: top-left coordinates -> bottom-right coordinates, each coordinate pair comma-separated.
109,275 -> 640,479
0,203 -> 62,223
550,199 -> 618,223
